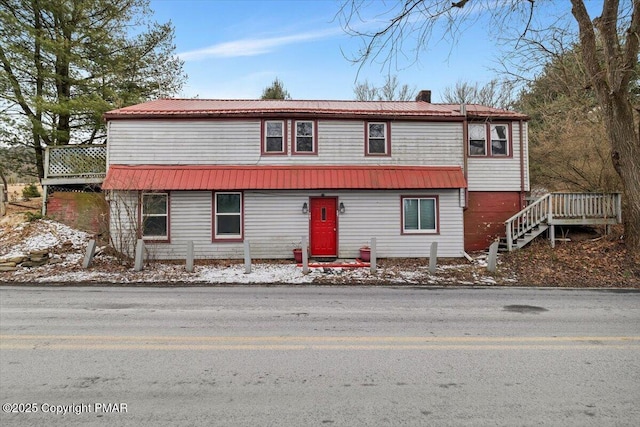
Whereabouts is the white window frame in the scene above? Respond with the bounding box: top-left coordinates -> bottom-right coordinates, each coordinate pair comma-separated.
490,124 -> 509,156
468,123 -> 487,156
214,192 -> 243,240
402,196 -> 438,234
141,192 -> 169,240
294,120 -> 315,154
367,122 -> 389,155
468,123 -> 511,157
263,120 -> 286,154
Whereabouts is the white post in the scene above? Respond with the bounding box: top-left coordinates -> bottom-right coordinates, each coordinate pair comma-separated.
301,236 -> 309,274
82,239 -> 97,269
244,240 -> 251,274
487,241 -> 499,273
41,185 -> 48,216
505,221 -> 513,252
429,241 -> 438,274
186,240 -> 194,273
134,239 -> 145,272
370,237 -> 377,273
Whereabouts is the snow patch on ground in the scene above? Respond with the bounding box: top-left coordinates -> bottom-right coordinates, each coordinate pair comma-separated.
1,219 -> 514,286
0,220 -> 89,259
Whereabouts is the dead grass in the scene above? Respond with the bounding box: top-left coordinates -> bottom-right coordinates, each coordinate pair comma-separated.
503,226 -> 639,287
1,201 -> 638,287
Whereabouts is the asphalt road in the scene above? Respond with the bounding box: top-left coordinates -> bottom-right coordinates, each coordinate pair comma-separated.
1,286 -> 639,426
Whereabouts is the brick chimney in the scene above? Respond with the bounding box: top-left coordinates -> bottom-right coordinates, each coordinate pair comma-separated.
415,90 -> 431,103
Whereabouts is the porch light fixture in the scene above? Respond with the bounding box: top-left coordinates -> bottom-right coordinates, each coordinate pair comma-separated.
339,202 -> 346,214
302,202 -> 308,214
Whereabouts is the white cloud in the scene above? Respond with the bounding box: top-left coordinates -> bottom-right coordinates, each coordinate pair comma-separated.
178,27 -> 342,61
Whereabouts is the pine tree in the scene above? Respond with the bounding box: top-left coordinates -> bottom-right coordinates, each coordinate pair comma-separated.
261,78 -> 291,100
0,0 -> 186,178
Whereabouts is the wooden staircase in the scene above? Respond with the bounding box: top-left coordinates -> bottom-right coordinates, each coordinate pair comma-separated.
501,192 -> 622,251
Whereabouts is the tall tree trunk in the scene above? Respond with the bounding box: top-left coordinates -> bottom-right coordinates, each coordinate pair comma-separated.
605,93 -> 640,253
33,132 -> 45,180
54,20 -> 72,145
571,0 -> 640,254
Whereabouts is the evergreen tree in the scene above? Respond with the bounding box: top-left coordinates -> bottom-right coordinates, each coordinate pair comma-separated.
261,77 -> 291,100
0,0 -> 186,178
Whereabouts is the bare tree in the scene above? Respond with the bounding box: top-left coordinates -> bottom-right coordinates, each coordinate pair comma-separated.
354,75 -> 416,100
354,80 -> 379,101
442,79 -> 515,109
339,0 -> 640,253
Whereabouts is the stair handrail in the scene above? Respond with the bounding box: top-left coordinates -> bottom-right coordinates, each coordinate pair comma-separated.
504,193 -> 551,251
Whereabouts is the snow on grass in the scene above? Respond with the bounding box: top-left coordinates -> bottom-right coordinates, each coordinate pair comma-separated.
1,219 -> 514,286
0,220 -> 90,259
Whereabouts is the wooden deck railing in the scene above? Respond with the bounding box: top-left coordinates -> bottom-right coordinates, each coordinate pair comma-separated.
504,192 -> 622,251
549,192 -> 622,223
43,144 -> 107,185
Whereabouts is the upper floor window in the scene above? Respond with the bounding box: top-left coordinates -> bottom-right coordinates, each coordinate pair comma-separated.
468,123 -> 510,157
490,124 -> 509,156
294,120 -> 316,154
263,120 -> 286,154
366,122 -> 390,156
468,124 -> 487,156
141,192 -> 169,241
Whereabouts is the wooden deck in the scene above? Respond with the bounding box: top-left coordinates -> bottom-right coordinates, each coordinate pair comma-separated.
41,144 -> 107,186
40,144 -> 107,216
503,192 -> 622,251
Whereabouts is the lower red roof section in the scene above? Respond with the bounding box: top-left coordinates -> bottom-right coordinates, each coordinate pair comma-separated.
102,165 -> 467,191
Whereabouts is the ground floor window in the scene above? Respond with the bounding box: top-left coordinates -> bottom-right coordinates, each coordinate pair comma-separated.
402,196 -> 438,233
214,192 -> 243,240
141,192 -> 169,240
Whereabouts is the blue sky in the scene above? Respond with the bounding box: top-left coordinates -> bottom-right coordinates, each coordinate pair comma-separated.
148,0 -> 594,102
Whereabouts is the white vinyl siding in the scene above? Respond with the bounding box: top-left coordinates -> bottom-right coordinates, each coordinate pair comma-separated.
107,119 -> 464,167
108,120 -> 260,165
467,121 -> 529,191
108,189 -> 464,259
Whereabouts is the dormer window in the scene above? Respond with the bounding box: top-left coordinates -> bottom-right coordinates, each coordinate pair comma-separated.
263,120 -> 286,154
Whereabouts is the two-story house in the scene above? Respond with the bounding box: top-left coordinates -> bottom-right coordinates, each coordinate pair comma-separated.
101,92 -> 530,260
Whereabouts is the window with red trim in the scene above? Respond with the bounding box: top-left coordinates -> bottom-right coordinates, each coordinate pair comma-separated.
294,120 -> 316,154
263,120 -> 286,154
468,123 -> 510,157
402,196 -> 437,233
366,122 -> 390,155
214,192 -> 243,240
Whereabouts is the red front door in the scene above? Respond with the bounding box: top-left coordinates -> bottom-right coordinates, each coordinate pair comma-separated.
310,197 -> 337,257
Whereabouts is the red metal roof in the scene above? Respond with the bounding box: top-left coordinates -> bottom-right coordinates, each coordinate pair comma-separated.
103,99 -> 528,120
102,165 -> 467,191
